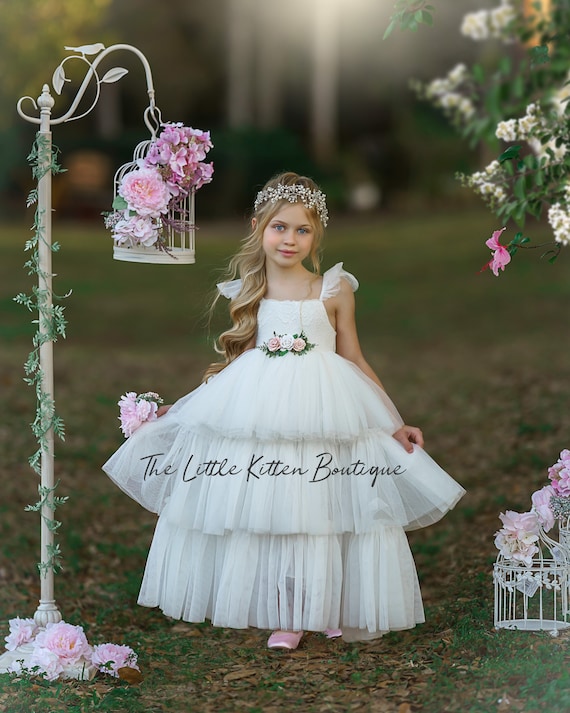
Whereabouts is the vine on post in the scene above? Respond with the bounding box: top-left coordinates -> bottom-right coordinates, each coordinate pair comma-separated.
14,132 -> 69,575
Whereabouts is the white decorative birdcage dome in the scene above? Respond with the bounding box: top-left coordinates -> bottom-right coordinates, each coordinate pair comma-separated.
108,106 -> 212,265
493,524 -> 570,635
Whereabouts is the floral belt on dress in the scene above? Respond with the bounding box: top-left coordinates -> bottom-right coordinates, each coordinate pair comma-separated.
258,331 -> 316,357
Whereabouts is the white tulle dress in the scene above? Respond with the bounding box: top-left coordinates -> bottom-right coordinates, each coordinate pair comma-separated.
103,262 -> 465,642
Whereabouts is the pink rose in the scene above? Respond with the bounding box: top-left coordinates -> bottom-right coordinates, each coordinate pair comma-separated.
33,621 -> 92,666
267,337 -> 281,352
91,643 -> 139,677
292,338 -> 306,352
119,167 -> 171,217
531,485 -> 555,532
279,334 -> 294,351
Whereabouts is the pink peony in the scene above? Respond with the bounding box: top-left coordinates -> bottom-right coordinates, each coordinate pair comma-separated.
531,484 -> 556,532
118,392 -> 160,438
292,337 -> 306,352
483,227 -> 511,276
113,214 -> 159,247
29,647 -> 64,681
267,337 -> 281,352
5,617 -> 39,651
119,167 -> 171,217
91,643 -> 139,677
33,621 -> 92,667
494,510 -> 540,566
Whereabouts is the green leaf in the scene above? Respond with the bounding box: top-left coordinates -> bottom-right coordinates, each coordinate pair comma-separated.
112,195 -> 127,210
529,44 -> 550,67
498,56 -> 512,76
472,64 -> 485,84
498,145 -> 522,164
383,18 -> 398,40
511,74 -> 525,99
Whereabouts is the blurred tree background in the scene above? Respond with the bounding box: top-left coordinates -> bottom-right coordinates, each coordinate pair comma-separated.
0,0 -> 501,222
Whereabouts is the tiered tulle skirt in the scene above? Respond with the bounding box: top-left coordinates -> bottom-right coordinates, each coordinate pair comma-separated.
103,348 -> 464,640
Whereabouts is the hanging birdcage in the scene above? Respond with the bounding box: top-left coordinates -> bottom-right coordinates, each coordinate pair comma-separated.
108,106 -> 212,265
493,525 -> 570,635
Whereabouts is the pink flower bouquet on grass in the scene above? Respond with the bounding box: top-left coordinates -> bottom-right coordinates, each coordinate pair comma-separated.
4,619 -> 139,682
118,391 -> 164,438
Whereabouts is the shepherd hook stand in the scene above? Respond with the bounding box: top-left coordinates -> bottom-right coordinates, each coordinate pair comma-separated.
0,44 -> 158,677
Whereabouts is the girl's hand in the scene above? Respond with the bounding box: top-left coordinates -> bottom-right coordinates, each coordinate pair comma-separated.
392,425 -> 424,453
157,404 -> 173,418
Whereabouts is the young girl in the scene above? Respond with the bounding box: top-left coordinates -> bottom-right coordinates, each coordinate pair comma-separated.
103,171 -> 465,649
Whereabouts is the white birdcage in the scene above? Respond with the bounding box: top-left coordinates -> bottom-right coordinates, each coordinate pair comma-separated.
493,525 -> 570,635
111,107 -> 196,265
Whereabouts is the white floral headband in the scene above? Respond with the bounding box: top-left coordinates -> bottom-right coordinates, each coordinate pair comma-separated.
254,183 -> 329,227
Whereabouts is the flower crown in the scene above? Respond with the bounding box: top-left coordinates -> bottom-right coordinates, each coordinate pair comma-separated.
254,183 -> 329,227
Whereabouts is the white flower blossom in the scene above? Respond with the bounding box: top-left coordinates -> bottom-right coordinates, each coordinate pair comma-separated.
458,97 -> 476,120
548,203 -> 570,245
496,119 -> 518,142
461,2 -> 516,43
448,63 -> 468,87
489,4 -> 516,38
461,10 -> 489,41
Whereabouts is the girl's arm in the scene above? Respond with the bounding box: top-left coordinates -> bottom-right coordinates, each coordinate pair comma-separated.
333,279 -> 424,452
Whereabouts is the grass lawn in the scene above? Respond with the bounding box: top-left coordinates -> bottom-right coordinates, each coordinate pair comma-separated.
1,208 -> 570,712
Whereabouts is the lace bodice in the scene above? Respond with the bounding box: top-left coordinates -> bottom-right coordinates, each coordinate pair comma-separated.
217,262 -> 358,355
256,299 -> 336,352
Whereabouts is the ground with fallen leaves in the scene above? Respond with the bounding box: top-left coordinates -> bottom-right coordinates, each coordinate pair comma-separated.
1,212 -> 570,712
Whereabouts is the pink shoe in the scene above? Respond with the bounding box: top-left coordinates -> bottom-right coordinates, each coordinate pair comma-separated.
324,628 -> 342,638
267,630 -> 304,650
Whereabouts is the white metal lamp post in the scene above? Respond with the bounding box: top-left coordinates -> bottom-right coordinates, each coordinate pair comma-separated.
0,43 -> 167,677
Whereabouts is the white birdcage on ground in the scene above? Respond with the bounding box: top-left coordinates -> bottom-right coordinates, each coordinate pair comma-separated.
493,525 -> 570,635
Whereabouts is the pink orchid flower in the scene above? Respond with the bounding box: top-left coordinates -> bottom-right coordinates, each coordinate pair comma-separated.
482,227 -> 511,276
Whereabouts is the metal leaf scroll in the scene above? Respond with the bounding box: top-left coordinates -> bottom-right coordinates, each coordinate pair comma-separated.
52,65 -> 67,95
101,67 -> 129,84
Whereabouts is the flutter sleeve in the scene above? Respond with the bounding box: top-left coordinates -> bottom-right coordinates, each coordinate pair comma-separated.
216,278 -> 242,299
320,262 -> 359,300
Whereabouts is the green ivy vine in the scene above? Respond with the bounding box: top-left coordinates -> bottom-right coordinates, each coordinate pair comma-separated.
14,132 -> 69,576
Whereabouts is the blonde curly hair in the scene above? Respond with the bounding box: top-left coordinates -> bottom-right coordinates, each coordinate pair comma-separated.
203,172 -> 326,381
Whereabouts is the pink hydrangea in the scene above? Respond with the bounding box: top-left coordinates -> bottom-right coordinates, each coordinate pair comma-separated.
144,123 -> 213,195
118,392 -> 160,438
531,484 -> 556,532
548,449 -> 570,497
494,510 -> 539,566
91,643 -> 139,677
33,621 -> 92,667
5,617 -> 39,651
193,162 -> 214,190
119,167 -> 171,217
